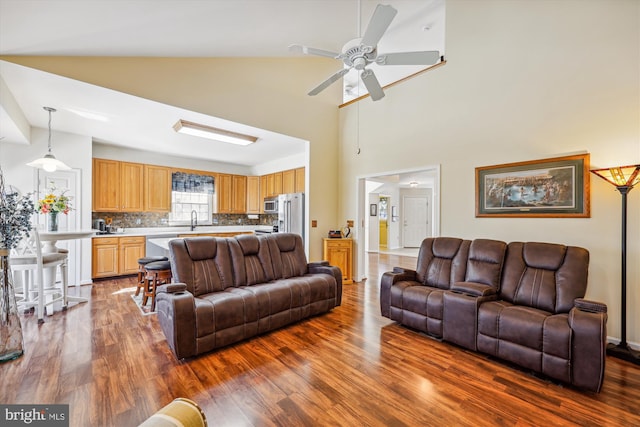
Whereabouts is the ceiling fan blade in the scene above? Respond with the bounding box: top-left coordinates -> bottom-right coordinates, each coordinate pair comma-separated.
289,44 -> 340,59
360,4 -> 398,48
308,68 -> 351,96
360,69 -> 385,101
376,51 -> 440,66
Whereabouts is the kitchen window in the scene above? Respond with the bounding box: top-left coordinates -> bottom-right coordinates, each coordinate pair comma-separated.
168,172 -> 215,225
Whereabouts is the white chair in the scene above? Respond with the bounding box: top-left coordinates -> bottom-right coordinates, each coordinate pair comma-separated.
10,228 -> 68,323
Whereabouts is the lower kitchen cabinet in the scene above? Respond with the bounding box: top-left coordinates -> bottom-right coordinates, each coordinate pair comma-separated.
92,236 -> 146,278
322,238 -> 353,284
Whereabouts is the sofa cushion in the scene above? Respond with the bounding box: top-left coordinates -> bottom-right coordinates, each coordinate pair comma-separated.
415,238 -> 470,289
229,235 -> 275,286
500,242 -> 589,314
465,238 -> 507,287
268,233 -> 308,279
389,282 -> 445,335
169,237 -> 234,296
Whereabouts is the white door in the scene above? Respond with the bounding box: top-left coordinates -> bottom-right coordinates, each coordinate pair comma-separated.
37,169 -> 82,286
403,196 -> 429,247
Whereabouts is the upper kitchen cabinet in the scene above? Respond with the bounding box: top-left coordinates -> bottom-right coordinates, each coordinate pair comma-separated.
216,174 -> 247,214
93,158 -> 120,211
295,167 -> 305,193
216,173 -> 232,213
92,158 -> 144,212
120,162 -> 144,211
246,176 -> 260,214
144,165 -> 171,212
232,175 -> 247,214
282,169 -> 295,194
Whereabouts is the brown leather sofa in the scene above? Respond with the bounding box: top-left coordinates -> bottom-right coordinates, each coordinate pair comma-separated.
157,233 -> 342,359
381,237 -> 608,392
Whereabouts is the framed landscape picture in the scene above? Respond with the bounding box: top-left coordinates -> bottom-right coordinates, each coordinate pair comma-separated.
475,153 -> 590,218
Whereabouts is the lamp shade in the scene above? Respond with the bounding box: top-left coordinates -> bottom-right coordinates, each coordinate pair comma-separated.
26,107 -> 71,172
590,165 -> 640,188
26,153 -> 71,172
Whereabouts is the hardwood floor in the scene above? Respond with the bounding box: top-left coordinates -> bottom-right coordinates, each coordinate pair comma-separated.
1,252 -> 639,426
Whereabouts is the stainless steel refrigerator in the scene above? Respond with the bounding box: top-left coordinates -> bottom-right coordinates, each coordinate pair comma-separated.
277,192 -> 305,241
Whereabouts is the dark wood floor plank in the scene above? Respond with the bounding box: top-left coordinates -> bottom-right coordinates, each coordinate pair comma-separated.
1,253 -> 640,426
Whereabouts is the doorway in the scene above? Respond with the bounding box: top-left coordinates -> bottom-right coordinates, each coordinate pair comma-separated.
356,166 -> 440,282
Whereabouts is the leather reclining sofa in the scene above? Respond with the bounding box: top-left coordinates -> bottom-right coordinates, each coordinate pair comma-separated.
157,233 -> 342,359
380,237 -> 608,392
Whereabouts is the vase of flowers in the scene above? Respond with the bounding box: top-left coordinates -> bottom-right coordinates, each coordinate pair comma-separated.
37,185 -> 72,232
0,168 -> 35,363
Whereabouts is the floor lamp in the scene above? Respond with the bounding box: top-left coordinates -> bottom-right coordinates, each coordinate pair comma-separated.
591,164 -> 640,364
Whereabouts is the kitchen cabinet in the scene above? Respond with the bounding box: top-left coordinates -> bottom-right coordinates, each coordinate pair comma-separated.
232,175 -> 247,213
260,175 -> 269,213
323,238 -> 353,284
92,236 -> 145,278
216,173 -> 233,213
144,165 -> 171,212
295,167 -> 305,193
92,158 -> 144,212
273,172 -> 283,196
92,237 -> 119,278
217,174 -> 247,214
119,236 -> 146,275
246,176 -> 261,214
120,162 -> 144,211
282,169 -> 296,194
282,167 -> 305,194
93,158 -> 120,211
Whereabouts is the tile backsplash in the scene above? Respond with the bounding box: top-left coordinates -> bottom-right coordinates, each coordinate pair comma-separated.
92,212 -> 277,229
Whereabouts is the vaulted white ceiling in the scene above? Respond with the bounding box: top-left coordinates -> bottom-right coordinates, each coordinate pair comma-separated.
0,0 -> 445,166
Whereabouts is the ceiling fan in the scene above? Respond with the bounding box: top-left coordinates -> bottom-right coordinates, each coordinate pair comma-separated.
289,4 -> 440,101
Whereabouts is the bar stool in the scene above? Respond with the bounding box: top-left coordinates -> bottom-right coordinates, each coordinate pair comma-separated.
143,260 -> 172,312
135,256 -> 168,297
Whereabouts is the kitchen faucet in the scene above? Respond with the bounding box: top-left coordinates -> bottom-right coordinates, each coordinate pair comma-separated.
190,210 -> 198,231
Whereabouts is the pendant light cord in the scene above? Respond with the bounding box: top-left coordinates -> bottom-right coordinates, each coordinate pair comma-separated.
44,107 -> 56,154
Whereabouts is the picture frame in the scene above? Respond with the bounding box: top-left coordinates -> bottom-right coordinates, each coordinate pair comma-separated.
391,206 -> 398,222
475,153 -> 590,218
370,203 -> 377,216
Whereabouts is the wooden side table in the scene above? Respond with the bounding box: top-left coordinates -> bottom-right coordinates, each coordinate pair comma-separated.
322,238 -> 353,284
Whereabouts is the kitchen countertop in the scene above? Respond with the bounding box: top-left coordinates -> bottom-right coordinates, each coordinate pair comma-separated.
92,225 -> 273,238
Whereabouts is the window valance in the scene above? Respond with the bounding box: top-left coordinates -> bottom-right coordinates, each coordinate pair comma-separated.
171,172 -> 214,194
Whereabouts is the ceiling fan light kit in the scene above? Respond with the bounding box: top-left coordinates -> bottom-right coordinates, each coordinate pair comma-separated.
290,3 -> 440,101
26,106 -> 71,172
173,120 -> 258,146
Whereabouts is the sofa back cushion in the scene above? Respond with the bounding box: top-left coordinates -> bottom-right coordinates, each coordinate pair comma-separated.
169,237 -> 234,296
267,233 -> 308,279
415,238 -> 470,289
500,242 -> 589,313
465,239 -> 507,288
228,234 -> 275,286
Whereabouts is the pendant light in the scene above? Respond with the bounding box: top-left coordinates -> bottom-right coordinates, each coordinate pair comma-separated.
26,107 -> 71,172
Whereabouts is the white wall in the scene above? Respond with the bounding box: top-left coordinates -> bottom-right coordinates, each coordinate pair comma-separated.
1,128 -> 93,285
339,0 -> 640,345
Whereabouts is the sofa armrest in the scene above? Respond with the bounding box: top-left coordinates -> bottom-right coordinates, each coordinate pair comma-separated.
450,281 -> 497,297
568,304 -> 608,392
309,261 -> 330,267
380,268 -> 417,317
155,283 -> 197,359
157,283 -> 187,294
574,298 -> 607,313
308,263 -> 343,306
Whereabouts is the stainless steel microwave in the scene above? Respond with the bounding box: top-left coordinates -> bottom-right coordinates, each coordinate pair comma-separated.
263,196 -> 278,214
